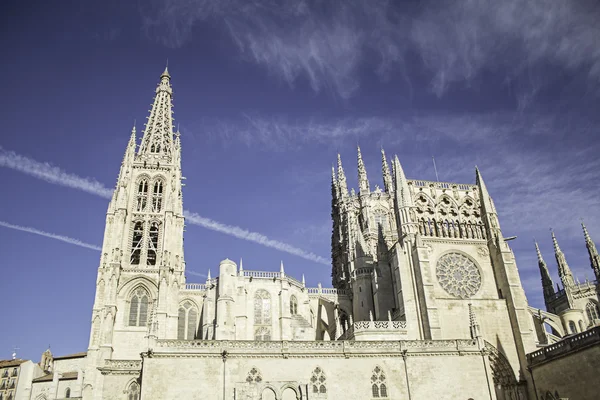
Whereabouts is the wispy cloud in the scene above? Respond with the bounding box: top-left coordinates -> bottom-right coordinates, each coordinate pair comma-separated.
201,114 -> 400,151
0,147 -> 329,265
0,220 -> 102,251
140,0 -> 600,100
0,146 -> 113,199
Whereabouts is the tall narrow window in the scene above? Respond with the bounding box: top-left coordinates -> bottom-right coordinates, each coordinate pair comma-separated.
371,366 -> 388,398
152,180 -> 163,212
290,295 -> 298,315
586,301 -> 599,324
130,222 -> 144,265
127,382 -> 140,400
147,222 -> 160,266
254,290 -> 272,340
128,288 -> 149,327
569,321 -> 577,334
310,367 -> 327,395
65,388 -> 71,398
177,301 -> 198,340
136,179 -> 148,212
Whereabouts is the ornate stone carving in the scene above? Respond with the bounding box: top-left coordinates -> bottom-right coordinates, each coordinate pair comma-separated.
436,253 -> 482,299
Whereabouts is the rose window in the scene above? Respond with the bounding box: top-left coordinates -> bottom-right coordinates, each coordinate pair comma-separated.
436,252 -> 481,298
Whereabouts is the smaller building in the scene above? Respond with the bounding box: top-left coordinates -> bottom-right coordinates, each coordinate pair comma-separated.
0,358 -> 43,400
29,350 -> 86,400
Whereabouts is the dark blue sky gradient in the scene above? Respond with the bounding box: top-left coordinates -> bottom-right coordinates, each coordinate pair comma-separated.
1,0 -> 599,361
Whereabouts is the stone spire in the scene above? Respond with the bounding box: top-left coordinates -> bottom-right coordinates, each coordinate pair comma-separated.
475,167 -> 501,240
381,148 -> 393,193
331,165 -> 339,200
582,221 -> 600,280
535,241 -> 555,301
357,146 -> 370,194
392,155 -> 417,236
139,67 -> 175,160
552,231 -> 575,288
468,303 -> 481,339
337,154 -> 348,197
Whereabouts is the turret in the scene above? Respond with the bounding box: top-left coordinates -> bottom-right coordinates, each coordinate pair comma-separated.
582,222 -> 600,280
392,155 -> 416,236
357,146 -> 370,194
535,241 -> 555,303
475,167 -> 502,240
552,231 -> 575,288
381,148 -> 393,193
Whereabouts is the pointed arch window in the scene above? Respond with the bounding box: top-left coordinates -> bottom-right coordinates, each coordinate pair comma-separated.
130,222 -> 144,265
128,288 -> 149,327
136,179 -> 148,212
586,301 -> 599,324
290,295 -> 298,315
370,366 -> 388,398
310,367 -> 327,395
568,320 -> 577,334
177,301 -> 198,340
151,180 -> 164,213
254,290 -> 272,340
127,382 -> 140,400
147,222 -> 160,266
65,388 -> 71,398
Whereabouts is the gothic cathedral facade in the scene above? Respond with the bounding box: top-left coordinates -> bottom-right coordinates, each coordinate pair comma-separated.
52,69 -> 596,400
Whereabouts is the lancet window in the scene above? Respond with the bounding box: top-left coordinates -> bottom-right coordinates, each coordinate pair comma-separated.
310,367 -> 327,395
128,287 -> 149,327
65,388 -> 71,398
177,301 -> 198,340
371,366 -> 388,398
127,382 -> 140,400
136,179 -> 148,212
586,301 -> 599,324
147,222 -> 160,266
151,180 -> 163,213
130,222 -> 144,265
290,295 -> 298,315
254,290 -> 272,341
568,321 -> 577,334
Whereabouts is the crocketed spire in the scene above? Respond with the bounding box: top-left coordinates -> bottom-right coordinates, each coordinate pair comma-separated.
552,231 -> 575,288
535,240 -> 555,301
582,221 -> 600,279
337,154 -> 348,197
139,68 -> 175,159
357,146 -> 370,194
381,148 -> 393,193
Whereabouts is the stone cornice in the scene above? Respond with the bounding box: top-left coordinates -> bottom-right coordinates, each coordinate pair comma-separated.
98,360 -> 141,376
151,339 -> 482,359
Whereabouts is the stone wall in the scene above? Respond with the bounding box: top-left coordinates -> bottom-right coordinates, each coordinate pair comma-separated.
528,326 -> 600,400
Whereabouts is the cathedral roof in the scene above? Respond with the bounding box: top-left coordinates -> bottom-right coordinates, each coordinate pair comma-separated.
53,351 -> 87,360
32,371 -> 78,383
0,359 -> 27,368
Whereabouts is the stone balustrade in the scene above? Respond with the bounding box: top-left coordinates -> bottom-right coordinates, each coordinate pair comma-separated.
527,326 -> 600,366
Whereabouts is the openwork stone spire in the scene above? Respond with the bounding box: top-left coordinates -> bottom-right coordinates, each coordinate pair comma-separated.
381,148 -> 393,193
139,67 -> 175,159
582,221 -> 600,279
552,231 -> 575,288
331,165 -> 338,200
535,241 -> 555,301
357,146 -> 370,194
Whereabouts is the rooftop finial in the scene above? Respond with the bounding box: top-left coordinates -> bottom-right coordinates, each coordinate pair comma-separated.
357,146 -> 370,194
381,147 -> 393,192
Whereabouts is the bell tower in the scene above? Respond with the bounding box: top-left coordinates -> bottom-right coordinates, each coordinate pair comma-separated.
83,67 -> 186,400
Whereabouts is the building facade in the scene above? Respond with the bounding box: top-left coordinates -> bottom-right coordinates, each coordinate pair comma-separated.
22,68 -> 600,400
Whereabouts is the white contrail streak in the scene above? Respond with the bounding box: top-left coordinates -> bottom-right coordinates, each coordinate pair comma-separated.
0,146 -> 113,199
0,147 -> 330,265
184,211 -> 330,265
0,220 -> 102,251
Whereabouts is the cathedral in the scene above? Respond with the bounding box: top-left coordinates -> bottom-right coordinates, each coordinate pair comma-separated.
14,69 -> 600,400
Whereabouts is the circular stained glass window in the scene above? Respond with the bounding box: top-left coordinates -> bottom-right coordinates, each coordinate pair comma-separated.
436,252 -> 481,299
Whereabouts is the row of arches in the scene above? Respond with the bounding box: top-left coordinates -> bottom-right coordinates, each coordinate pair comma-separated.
418,217 -> 486,240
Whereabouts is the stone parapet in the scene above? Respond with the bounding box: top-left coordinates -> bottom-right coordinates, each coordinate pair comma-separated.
527,326 -> 600,366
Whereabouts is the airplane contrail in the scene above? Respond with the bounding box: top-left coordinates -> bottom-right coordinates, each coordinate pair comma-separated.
0,220 -> 102,251
0,146 -> 329,265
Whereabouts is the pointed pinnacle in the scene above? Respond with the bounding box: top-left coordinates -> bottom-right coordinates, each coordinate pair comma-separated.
337,154 -> 344,174
280,260 -> 285,274
582,221 -> 592,242
551,230 -> 561,253
535,241 -> 545,264
161,64 -> 170,79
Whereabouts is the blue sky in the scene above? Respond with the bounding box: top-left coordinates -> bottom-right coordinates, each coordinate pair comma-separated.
1,0 -> 599,361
